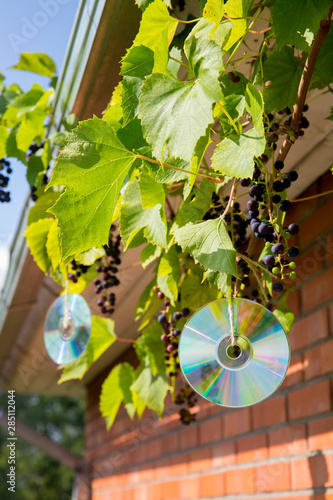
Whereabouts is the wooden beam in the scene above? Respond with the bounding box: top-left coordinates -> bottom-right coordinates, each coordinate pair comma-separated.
0,408 -> 84,471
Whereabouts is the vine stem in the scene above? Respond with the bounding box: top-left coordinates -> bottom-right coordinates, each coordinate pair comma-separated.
221,179 -> 237,219
169,55 -> 188,68
117,261 -> 142,273
135,154 -> 222,184
238,253 -> 275,278
291,188 -> 333,203
247,259 -> 269,303
276,8 -> 333,164
116,337 -> 136,344
216,102 -> 239,134
247,8 -> 332,257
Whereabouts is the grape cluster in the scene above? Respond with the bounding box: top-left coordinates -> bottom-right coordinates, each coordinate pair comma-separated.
93,225 -> 122,315
0,158 -> 12,203
27,142 -> 51,202
175,386 -> 197,425
68,260 -> 90,283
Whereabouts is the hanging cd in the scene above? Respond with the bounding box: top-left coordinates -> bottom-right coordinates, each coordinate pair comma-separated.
44,293 -> 92,365
179,298 -> 290,407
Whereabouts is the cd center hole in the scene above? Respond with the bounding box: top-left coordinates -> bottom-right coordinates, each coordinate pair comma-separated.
226,344 -> 242,359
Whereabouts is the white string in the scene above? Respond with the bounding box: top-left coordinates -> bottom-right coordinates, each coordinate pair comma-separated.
64,279 -> 69,330
228,300 -> 236,346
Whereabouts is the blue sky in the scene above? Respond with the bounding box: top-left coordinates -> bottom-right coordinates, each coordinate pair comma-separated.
0,0 -> 80,287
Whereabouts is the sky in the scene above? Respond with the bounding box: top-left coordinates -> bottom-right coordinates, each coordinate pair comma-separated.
0,0 -> 80,289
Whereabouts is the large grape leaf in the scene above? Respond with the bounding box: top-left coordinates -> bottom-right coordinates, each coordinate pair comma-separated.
174,218 -> 237,275
138,21 -> 223,162
119,179 -> 167,250
262,47 -> 304,113
47,117 -> 136,259
315,28 -> 333,86
135,319 -> 166,375
131,365 -> 169,417
11,53 -> 56,78
181,273 -> 221,311
273,306 -> 295,335
156,245 -> 180,305
24,218 -> 53,274
223,0 -> 253,50
271,0 -> 332,52
203,0 -> 224,26
100,363 -> 137,429
27,192 -> 61,225
173,178 -> 216,231
59,316 -> 116,383
0,126 -> 9,158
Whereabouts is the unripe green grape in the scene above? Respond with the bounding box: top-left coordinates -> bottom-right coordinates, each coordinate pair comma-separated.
272,266 -> 280,275
289,261 -> 296,269
289,271 -> 297,279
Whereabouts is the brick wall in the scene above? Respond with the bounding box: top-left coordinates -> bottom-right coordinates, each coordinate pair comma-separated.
83,170 -> 333,500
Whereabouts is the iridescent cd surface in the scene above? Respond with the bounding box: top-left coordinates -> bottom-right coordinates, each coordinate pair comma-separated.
44,294 -> 92,365
179,298 -> 290,407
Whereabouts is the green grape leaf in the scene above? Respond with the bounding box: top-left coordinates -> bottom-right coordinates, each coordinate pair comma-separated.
135,276 -> 157,321
315,28 -> 333,86
135,319 -> 166,375
10,85 -> 45,116
59,316 -> 116,383
223,0 -> 253,50
24,218 -> 53,274
174,218 -> 237,275
262,47 -> 304,113
74,247 -> 106,266
157,245 -> 180,305
273,305 -> 295,334
135,0 -> 172,10
134,0 -> 178,73
102,83 -> 123,130
131,366 -> 169,417
181,273 -> 221,311
0,126 -> 9,158
27,191 -> 60,225
211,129 -> 265,178
172,178 -> 215,231
203,0 -> 224,27
16,108 -> 46,152
100,362 -> 137,429
271,0 -> 332,51
139,23 -> 223,162
139,166 -> 166,209
47,117 -> 136,259
11,53 -> 56,78
120,180 -> 167,250
245,82 -> 264,134
26,155 -> 44,187
140,243 -> 162,269
46,220 -> 61,271
184,128 -> 211,200
204,269 -> 230,295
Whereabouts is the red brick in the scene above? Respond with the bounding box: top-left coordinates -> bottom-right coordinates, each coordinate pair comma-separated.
255,461 -> 291,492
211,441 -> 236,468
269,424 -> 307,457
295,244 -> 325,284
179,425 -> 198,451
160,433 -> 178,455
147,438 -> 162,460
282,355 -> 303,388
291,454 -> 333,489
289,309 -> 329,351
299,197 -> 333,249
288,182 -> 320,224
188,447 -> 211,473
309,417 -> 333,451
237,433 -> 268,463
199,416 -> 223,445
224,408 -> 251,438
314,495 -> 333,500
179,476 -> 200,499
287,290 -> 301,317
200,472 -> 224,497
326,232 -> 333,265
225,467 -> 255,494
162,480 -> 180,499
304,338 -> 333,380
252,395 -> 286,430
330,303 -> 333,334
302,268 -> 333,312
153,458 -> 170,479
169,455 -> 188,476
288,380 -> 331,420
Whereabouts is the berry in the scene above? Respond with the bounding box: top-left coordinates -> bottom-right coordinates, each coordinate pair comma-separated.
270,123 -> 279,132
232,75 -> 240,83
240,178 -> 251,187
249,185 -> 262,197
272,266 -> 280,275
273,282 -> 283,293
157,291 -> 165,299
167,344 -> 175,353
173,311 -> 182,321
274,160 -> 284,170
96,265 -> 102,272
264,233 -> 274,243
251,221 -> 260,232
287,171 -> 298,182
272,243 -> 284,255
158,314 -> 167,324
268,133 -> 279,143
251,289 -> 259,297
247,200 -> 258,211
181,308 -> 190,317
161,333 -> 168,341
273,181 -> 284,192
252,167 -> 261,179
280,200 -> 291,212
265,80 -> 273,89
272,194 -> 281,204
164,300 -> 170,307
262,255 -> 275,267
259,154 -> 269,163
267,114 -> 274,122
289,261 -> 296,269
258,223 -> 269,235
289,271 -> 297,279
283,179 -> 291,189
173,329 -> 181,337
288,246 -> 299,258
153,285 -> 159,292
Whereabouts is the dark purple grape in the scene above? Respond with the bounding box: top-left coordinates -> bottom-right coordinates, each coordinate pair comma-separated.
273,282 -> 283,293
96,265 -> 102,272
241,265 -> 250,275
283,179 -> 291,189
272,194 -> 281,204
280,200 -> 291,212
272,243 -> 284,255
181,308 -> 190,317
173,312 -> 182,321
240,178 -> 251,187
164,300 -> 170,307
253,167 -> 261,179
247,200 -> 258,211
158,314 -> 167,324
249,185 -> 261,197
300,117 -> 309,129
249,210 -> 259,218
232,75 -> 240,83
270,123 -> 279,132
167,344 -> 175,353
251,221 -> 260,232
157,291 -> 165,299
267,114 -> 274,122
284,118 -> 292,127
262,255 -> 275,267
274,160 -> 284,170
288,223 -> 299,235
273,181 -> 284,192
242,276 -> 250,286
264,233 -> 274,243
288,246 -> 299,258
258,223 -> 269,235
173,329 -> 181,337
288,171 -> 298,182
251,289 -> 259,297
267,133 -> 279,143
161,333 -> 168,341
303,104 -> 309,112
